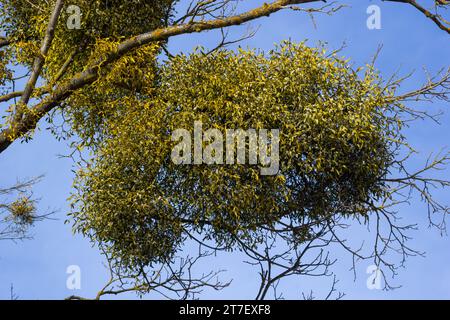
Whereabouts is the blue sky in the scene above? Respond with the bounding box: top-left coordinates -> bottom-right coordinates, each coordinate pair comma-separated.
0,0 -> 449,299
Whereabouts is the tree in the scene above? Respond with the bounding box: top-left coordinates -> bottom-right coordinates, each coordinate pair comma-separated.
0,0 -> 449,299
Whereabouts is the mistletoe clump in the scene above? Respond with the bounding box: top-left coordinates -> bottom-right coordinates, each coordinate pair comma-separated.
70,42 -> 401,271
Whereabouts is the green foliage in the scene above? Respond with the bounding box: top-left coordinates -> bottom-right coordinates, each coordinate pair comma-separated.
0,1 -> 172,142
0,49 -> 12,87
69,42 -> 401,271
63,40 -> 161,145
0,0 -> 176,82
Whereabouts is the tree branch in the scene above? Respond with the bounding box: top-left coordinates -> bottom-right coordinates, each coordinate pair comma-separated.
0,0 -> 315,154
0,0 -> 448,154
17,0 -> 64,107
